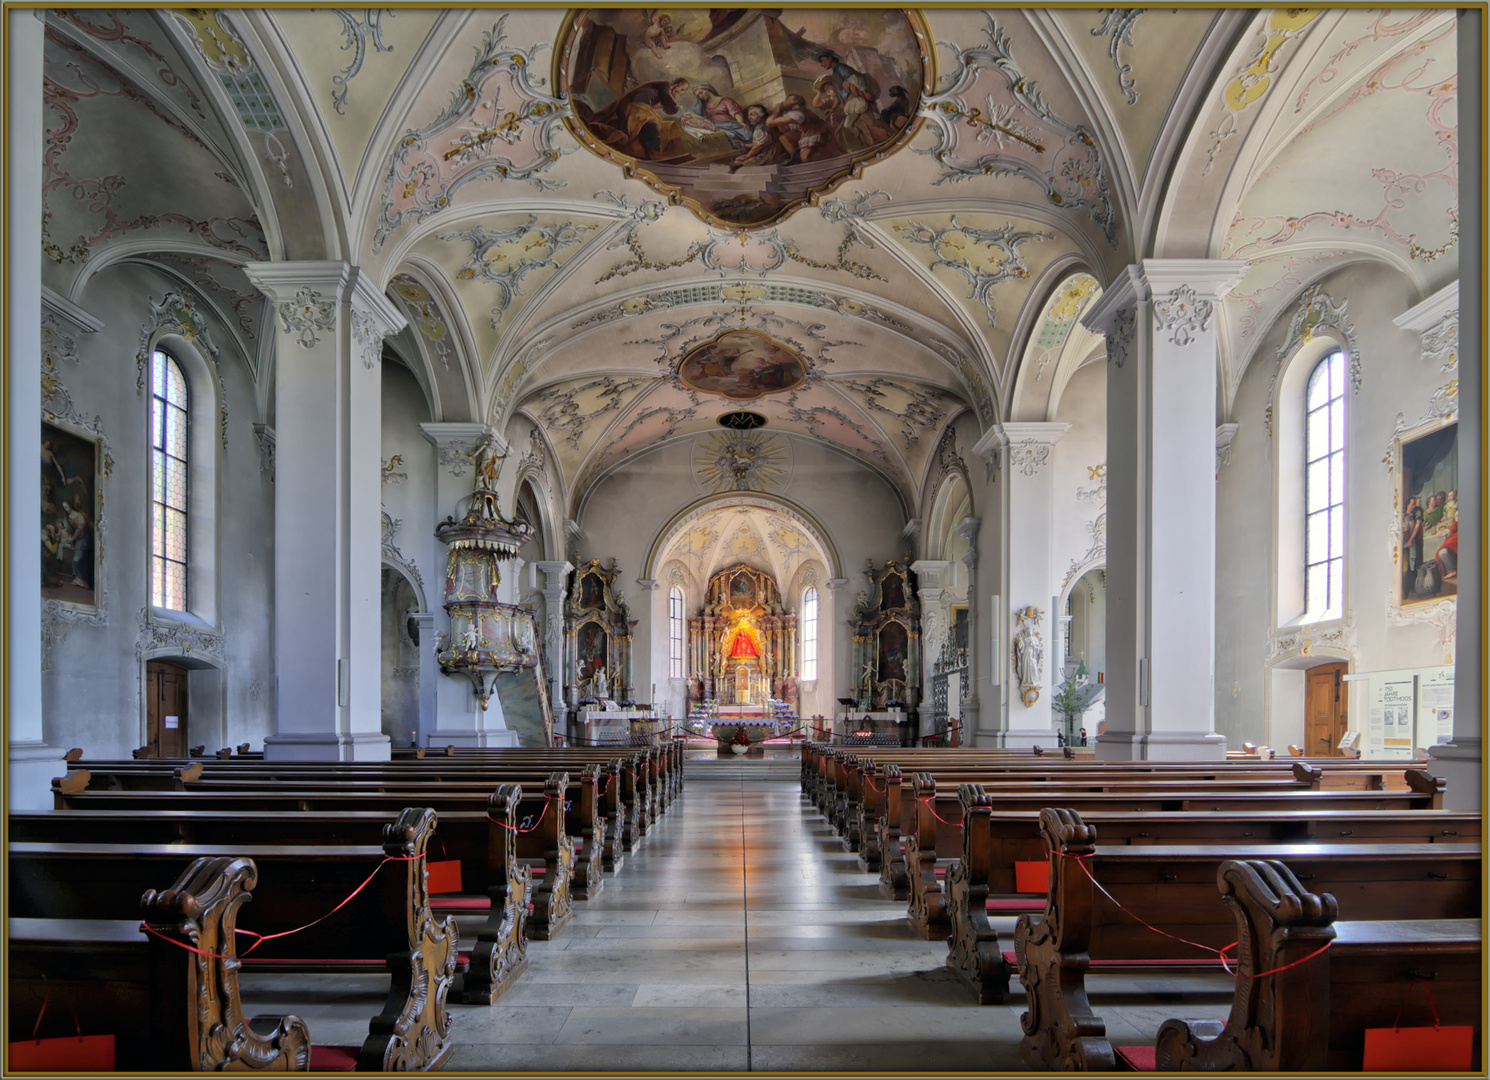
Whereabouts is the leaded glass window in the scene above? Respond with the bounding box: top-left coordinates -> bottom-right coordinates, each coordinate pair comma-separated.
801,586 -> 818,680
1303,351 -> 1346,621
151,350 -> 188,611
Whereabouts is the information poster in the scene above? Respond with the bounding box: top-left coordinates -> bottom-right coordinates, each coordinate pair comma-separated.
1356,665 -> 1455,758
1418,667 -> 1455,744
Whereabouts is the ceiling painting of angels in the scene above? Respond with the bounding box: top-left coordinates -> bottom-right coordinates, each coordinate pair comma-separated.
558,9 -> 931,228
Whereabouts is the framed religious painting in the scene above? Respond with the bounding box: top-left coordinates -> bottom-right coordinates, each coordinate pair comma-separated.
41,419 -> 102,610
1394,420 -> 1458,607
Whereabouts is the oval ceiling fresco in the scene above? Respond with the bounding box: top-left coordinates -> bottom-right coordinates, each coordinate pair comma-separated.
557,8 -> 931,228
678,329 -> 807,400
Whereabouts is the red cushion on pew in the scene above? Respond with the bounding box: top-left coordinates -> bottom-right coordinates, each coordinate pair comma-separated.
457,950 -> 471,965
308,1044 -> 360,1072
985,899 -> 1045,912
1115,1045 -> 1156,1071
431,896 -> 490,911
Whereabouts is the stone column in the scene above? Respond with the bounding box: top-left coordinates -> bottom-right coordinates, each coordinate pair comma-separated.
911,559 -> 952,738
1081,260 -> 1246,760
994,422 -> 1070,747
534,560 -> 573,733
824,576 -> 849,726
953,516 -> 982,743
8,9 -> 65,807
418,422 -> 517,746
243,262 -> 406,760
410,611 -> 436,747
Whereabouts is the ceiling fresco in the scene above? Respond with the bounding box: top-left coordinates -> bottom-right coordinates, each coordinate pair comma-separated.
557,8 -> 931,228
38,7 -> 1460,521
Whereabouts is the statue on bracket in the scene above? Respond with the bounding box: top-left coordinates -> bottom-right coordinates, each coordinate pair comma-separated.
563,557 -> 636,706
1012,605 -> 1045,706
849,559 -> 921,713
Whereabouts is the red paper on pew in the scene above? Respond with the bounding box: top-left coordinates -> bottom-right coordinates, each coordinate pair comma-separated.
1362,1025 -> 1473,1071
9,1034 -> 116,1071
1014,861 -> 1049,893
425,859 -> 462,895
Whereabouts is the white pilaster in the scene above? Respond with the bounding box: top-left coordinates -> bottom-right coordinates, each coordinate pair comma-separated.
8,9 -> 65,807
244,262 -> 406,760
994,422 -> 1069,747
418,421 -> 515,746
1082,259 -> 1246,760
535,560 -> 573,730
952,516 -> 983,743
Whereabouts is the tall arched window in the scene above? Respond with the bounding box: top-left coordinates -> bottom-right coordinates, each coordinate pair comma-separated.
801,586 -> 818,680
150,349 -> 189,612
1303,350 -> 1346,622
668,585 -> 685,678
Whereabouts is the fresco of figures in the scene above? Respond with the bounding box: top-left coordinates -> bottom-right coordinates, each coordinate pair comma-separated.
560,8 -> 929,226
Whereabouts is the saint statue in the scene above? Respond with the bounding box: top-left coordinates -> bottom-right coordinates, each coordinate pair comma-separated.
1012,606 -> 1044,706
594,666 -> 609,700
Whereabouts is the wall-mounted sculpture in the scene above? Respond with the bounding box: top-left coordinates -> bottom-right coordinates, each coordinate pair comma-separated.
849,559 -> 921,711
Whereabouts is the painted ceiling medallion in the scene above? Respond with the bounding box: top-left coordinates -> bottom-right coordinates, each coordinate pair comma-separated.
679,329 -> 806,401
557,9 -> 931,228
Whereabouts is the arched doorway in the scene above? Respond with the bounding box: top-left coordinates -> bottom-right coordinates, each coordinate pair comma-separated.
381,566 -> 422,746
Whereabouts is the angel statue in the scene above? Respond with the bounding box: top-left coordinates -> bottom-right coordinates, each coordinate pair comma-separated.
473,437 -> 504,488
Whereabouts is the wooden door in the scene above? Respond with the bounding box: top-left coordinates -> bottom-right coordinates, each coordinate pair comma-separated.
1305,662 -> 1348,757
145,661 -> 188,758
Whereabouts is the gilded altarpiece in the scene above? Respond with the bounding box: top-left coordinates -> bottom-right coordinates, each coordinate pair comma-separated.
686,564 -> 798,710
850,560 -> 921,709
564,558 -> 636,704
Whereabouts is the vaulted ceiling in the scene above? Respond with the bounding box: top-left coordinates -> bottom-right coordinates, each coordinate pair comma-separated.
43,8 -> 1460,515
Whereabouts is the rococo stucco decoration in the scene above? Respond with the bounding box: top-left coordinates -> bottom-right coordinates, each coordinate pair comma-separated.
1153,285 -> 1212,347
1263,284 -> 1362,436
696,431 -> 786,493
557,9 -> 930,229
375,16 -> 569,252
919,15 -> 1116,243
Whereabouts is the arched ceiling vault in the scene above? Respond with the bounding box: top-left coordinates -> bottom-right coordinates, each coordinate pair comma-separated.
43,8 -> 1456,498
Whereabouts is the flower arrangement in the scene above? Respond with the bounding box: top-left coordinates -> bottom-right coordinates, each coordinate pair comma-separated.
728,725 -> 752,747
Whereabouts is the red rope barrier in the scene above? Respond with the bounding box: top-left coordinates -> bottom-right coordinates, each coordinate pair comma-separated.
488,799 -> 549,833
1044,844 -> 1335,979
140,853 -> 422,961
916,796 -> 965,828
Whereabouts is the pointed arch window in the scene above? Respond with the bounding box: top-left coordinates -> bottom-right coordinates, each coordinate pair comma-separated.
150,349 -> 189,612
801,586 -> 819,681
668,585 -> 685,678
1303,350 -> 1346,622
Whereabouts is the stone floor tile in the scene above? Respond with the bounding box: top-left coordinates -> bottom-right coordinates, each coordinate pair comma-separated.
553,1006 -> 748,1045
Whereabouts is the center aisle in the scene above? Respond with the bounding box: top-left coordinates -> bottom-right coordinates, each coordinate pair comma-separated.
441,776 -> 1028,1072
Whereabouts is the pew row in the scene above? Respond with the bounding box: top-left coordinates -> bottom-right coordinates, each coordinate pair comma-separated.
1148,859 -> 1481,1072
941,789 -> 1481,1003
1014,808 -> 1481,1070
9,807 -> 458,1070
52,773 -> 577,941
9,855 -> 311,1071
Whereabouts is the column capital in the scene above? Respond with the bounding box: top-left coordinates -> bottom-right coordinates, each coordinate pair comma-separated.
1392,280 -> 1458,333
992,422 -> 1069,478
995,421 -> 1071,447
534,559 -> 574,578
1215,422 -> 1240,476
824,577 -> 850,594
909,559 -> 954,590
636,578 -> 660,591
244,262 -> 406,366
1081,259 -> 1247,336
420,422 -> 500,478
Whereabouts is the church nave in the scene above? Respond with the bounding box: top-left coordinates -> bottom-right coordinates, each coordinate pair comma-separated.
239,772 -> 1232,1074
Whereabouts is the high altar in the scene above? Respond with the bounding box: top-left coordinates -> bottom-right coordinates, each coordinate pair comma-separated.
686,564 -> 798,715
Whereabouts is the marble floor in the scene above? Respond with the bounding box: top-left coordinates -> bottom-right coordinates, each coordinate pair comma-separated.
239,763 -> 1233,1075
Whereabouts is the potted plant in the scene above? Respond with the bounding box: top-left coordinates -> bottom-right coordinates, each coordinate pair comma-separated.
728,725 -> 752,755
1051,661 -> 1093,745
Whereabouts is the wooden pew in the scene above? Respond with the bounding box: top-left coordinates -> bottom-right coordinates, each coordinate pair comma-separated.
943,787 -> 1481,1003
52,774 -> 576,942
890,769 -> 1447,923
16,790 -> 532,1006
1014,807 -> 1480,1070
1148,859 -> 1481,1072
8,855 -> 311,1071
69,753 -> 635,872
